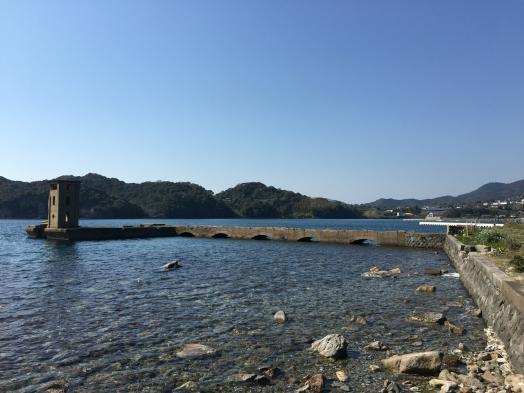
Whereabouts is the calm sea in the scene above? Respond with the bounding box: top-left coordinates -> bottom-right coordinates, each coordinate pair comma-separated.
0,219 -> 482,392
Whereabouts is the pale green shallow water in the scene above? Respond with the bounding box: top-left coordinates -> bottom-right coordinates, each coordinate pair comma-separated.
0,220 -> 483,392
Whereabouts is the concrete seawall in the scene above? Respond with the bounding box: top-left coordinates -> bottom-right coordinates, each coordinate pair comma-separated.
444,235 -> 524,373
165,225 -> 446,248
30,223 -> 446,247
36,224 -> 447,248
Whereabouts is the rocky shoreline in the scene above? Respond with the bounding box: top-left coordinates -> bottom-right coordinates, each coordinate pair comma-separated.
167,265 -> 524,393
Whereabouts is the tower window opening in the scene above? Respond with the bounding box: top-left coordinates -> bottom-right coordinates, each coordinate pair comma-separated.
52,196 -> 55,206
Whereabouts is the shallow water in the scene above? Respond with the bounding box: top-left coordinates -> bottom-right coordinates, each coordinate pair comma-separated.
0,220 -> 484,392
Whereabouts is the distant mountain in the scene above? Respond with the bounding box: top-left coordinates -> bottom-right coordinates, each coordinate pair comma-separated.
0,174 -> 362,219
216,182 -> 362,219
368,179 -> 524,209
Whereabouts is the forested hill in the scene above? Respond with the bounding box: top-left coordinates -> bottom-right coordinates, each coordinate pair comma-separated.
216,182 -> 362,218
0,174 -> 363,219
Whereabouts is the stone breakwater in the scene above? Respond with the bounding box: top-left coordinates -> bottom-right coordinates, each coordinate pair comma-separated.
29,223 -> 447,248
444,235 -> 524,373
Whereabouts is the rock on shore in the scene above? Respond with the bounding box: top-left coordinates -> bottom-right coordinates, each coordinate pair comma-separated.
382,351 -> 442,375
410,311 -> 446,324
310,334 -> 348,359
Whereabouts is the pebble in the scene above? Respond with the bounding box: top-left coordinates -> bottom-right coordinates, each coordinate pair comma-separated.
336,370 -> 349,382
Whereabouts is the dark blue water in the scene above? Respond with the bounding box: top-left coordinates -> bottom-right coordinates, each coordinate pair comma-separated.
0,219 -> 482,392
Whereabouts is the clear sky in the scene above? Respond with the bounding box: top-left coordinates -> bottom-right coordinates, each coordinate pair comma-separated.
1,1 -> 523,203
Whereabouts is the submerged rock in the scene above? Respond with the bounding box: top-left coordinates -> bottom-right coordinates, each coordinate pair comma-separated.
410,311 -> 446,324
274,310 -> 287,323
444,320 -> 465,335
163,260 -> 180,270
366,340 -> 389,351
382,351 -> 442,375
173,381 -> 199,391
175,343 -> 216,359
362,267 -> 401,278
303,374 -> 325,392
382,379 -> 402,393
416,284 -> 436,293
423,268 -> 446,276
311,334 -> 348,359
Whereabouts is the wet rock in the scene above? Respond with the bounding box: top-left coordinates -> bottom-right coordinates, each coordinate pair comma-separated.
410,312 -> 446,324
416,285 -> 436,293
442,354 -> 460,369
173,381 -> 199,391
258,365 -> 281,379
176,343 -> 217,359
228,373 -> 257,382
163,260 -> 180,270
336,370 -> 349,382
311,334 -> 348,359
382,351 -> 442,375
253,375 -> 270,385
44,381 -> 68,393
331,381 -> 350,391
471,308 -> 482,318
362,267 -> 401,278
444,320 -> 465,335
505,374 -> 524,392
424,268 -> 445,276
429,378 -> 458,393
366,340 -> 389,351
382,379 -> 402,393
301,373 -> 325,392
274,310 -> 287,323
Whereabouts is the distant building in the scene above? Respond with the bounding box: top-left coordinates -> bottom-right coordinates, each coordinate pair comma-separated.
47,180 -> 81,229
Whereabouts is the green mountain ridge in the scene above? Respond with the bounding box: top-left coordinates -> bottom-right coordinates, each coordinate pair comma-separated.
0,174 -> 362,219
369,179 -> 524,209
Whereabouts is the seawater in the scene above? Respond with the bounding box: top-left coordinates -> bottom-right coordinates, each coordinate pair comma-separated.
0,219 -> 484,392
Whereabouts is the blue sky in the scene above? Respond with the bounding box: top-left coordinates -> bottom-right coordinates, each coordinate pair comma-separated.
1,1 -> 523,203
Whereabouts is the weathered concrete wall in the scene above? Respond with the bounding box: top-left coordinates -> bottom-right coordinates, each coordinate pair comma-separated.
444,235 -> 524,373
173,225 -> 443,248
32,223 -> 444,248
405,232 -> 446,248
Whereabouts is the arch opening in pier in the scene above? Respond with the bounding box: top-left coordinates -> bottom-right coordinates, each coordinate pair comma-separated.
350,238 -> 376,245
211,233 -> 230,239
179,232 -> 195,238
297,236 -> 319,242
252,234 -> 271,240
